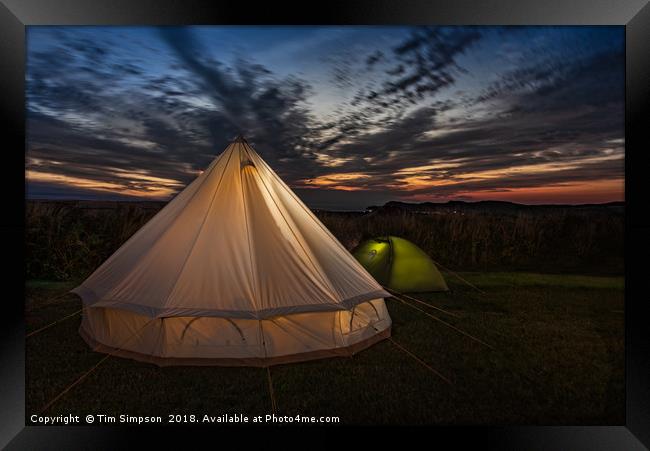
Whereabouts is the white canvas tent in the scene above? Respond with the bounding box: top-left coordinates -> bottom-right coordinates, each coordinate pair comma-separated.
72,136 -> 392,366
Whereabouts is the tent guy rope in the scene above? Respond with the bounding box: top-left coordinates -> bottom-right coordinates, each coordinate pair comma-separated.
388,337 -> 453,385
386,292 -> 555,393
38,318 -> 156,414
428,257 -> 487,294
26,290 -> 73,312
391,294 -> 495,350
266,366 -> 278,415
26,305 -> 83,338
382,286 -> 460,318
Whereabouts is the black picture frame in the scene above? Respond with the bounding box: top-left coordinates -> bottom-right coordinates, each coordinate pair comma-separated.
2,0 -> 649,448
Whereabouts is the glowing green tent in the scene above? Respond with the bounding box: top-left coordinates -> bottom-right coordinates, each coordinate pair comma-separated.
352,236 -> 448,293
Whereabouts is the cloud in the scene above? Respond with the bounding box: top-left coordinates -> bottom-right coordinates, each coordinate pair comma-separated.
27,27 -> 320,197
310,26 -> 483,160
157,28 -> 325,171
26,26 -> 624,209
365,50 -> 384,66
295,27 -> 624,204
473,46 -> 624,114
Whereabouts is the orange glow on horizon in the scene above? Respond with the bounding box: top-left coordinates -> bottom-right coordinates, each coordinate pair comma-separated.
299,172 -> 370,191
27,164 -> 624,205
386,175 -> 458,190
390,154 -> 623,191
403,178 -> 624,204
26,169 -> 184,199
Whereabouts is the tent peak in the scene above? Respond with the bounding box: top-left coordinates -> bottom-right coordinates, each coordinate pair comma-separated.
232,134 -> 248,143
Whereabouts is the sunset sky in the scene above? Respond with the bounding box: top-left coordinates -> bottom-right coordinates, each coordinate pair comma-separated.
26,26 -> 624,210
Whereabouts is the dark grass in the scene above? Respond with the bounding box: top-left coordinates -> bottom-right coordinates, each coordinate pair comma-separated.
26,272 -> 624,425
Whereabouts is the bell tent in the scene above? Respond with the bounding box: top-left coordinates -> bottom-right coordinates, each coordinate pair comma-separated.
72,136 -> 392,366
352,236 -> 448,293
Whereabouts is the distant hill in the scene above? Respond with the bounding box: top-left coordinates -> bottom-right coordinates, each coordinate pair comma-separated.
366,200 -> 624,215
27,198 -> 624,216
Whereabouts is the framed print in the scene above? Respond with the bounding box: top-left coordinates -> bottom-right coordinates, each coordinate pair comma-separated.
2,0 -> 649,449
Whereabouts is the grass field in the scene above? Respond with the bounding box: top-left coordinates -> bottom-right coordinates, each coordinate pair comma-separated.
26,200 -> 624,281
26,271 -> 624,425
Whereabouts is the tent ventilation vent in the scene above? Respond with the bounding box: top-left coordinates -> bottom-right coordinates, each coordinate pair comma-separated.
241,159 -> 256,169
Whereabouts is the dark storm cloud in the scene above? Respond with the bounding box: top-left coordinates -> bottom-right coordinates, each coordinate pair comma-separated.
386,157 -> 624,198
345,28 -> 475,101
473,47 -> 624,113
383,27 -> 480,104
299,28 -> 624,202
26,26 -> 624,207
317,26 -> 483,156
158,28 -> 248,127
27,28 -> 320,194
316,97 -> 623,196
365,50 -> 384,66
26,112 -> 204,191
157,27 -> 319,168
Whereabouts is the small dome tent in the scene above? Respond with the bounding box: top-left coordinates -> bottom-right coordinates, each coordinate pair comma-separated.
352,236 -> 448,293
72,136 -> 391,367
